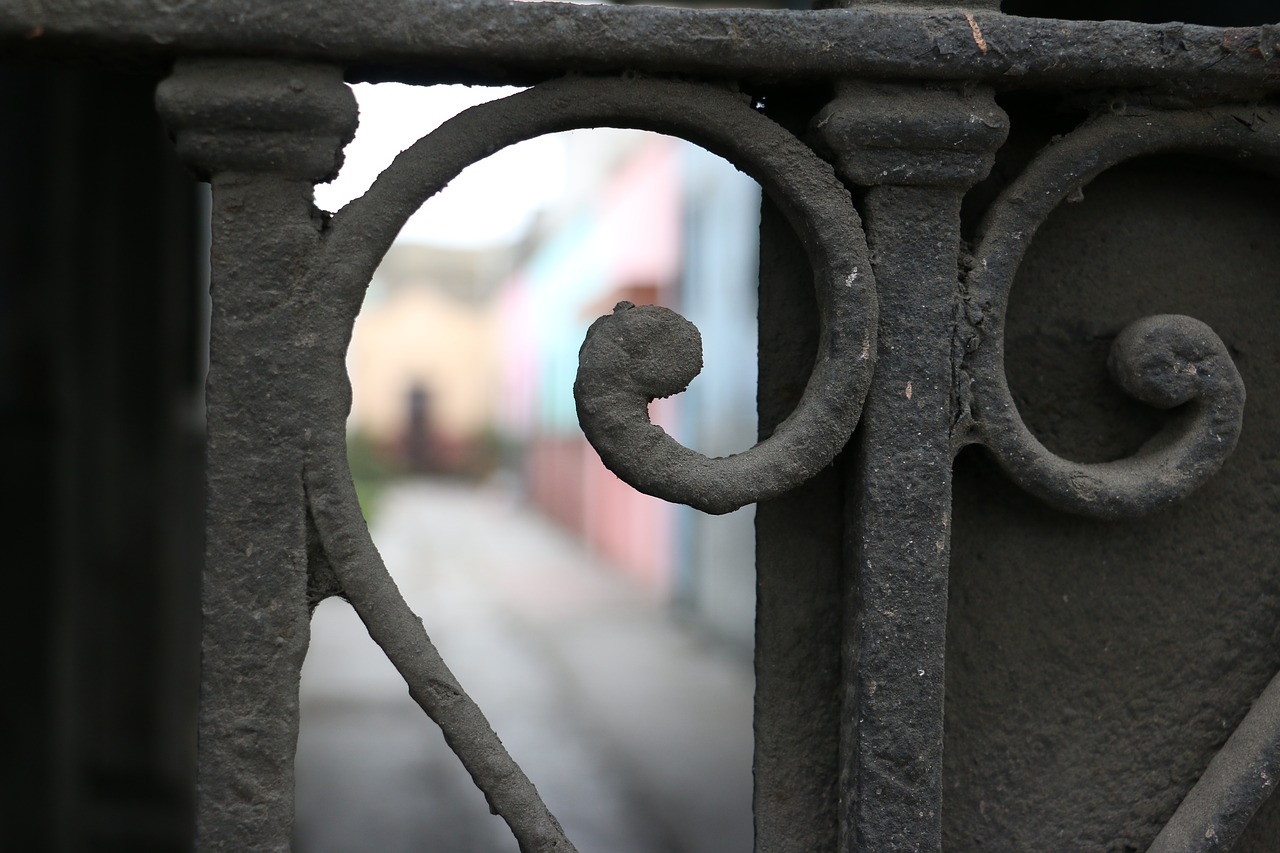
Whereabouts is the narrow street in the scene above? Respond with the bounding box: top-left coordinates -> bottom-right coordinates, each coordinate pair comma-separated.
293,479 -> 754,853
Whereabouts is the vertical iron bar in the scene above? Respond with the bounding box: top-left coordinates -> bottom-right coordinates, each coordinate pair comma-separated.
198,170 -> 314,850
842,186 -> 963,853
813,82 -> 1006,853
157,60 -> 357,850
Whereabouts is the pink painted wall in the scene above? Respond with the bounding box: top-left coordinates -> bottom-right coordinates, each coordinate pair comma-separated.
511,135 -> 684,595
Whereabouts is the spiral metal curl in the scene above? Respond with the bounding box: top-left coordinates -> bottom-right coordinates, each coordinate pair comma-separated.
963,106 -> 1280,519
568,96 -> 875,516
300,75 -> 876,850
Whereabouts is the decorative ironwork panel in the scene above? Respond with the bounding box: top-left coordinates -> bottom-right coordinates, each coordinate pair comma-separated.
6,2 -> 1280,851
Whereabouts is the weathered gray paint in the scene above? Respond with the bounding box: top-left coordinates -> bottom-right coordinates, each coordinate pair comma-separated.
4,3 -> 1280,95
948,152 -> 1280,852
6,2 -> 1280,851
158,59 -> 359,852
755,132 -> 847,850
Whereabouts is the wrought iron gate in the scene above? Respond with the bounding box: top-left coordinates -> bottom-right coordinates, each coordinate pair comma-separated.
8,1 -> 1280,850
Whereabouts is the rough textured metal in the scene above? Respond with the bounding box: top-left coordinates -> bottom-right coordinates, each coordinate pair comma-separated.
572,79 -> 875,515
753,142 -> 847,853
156,58 -> 358,852
816,82 -> 1007,853
15,2 -> 1280,851
814,82 -> 1008,187
3,2 -> 1280,96
308,70 -> 876,519
254,73 -> 872,852
1151,668 -> 1280,852
946,147 -> 1280,853
963,106 -> 1269,517
167,60 -> 579,853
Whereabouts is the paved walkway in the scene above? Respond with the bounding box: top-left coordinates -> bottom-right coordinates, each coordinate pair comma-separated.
294,479 -> 753,853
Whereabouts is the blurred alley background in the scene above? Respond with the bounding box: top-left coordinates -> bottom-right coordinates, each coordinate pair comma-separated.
292,82 -> 764,851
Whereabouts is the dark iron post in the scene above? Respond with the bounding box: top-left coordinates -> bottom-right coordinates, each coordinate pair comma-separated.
157,59 -> 357,851
814,81 -> 1008,852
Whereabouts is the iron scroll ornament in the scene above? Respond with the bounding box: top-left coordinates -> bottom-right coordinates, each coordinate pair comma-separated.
962,105 -> 1280,853
572,114 -> 876,515
961,106 -> 1274,521
301,75 -> 876,852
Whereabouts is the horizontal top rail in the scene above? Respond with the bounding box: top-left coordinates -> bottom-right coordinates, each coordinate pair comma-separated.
2,1 -> 1279,96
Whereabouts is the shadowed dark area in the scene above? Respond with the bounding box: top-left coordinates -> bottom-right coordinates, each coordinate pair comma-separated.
1002,0 -> 1275,26
0,65 -> 203,852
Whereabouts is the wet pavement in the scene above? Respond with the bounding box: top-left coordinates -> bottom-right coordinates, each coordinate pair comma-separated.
293,479 -> 753,853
